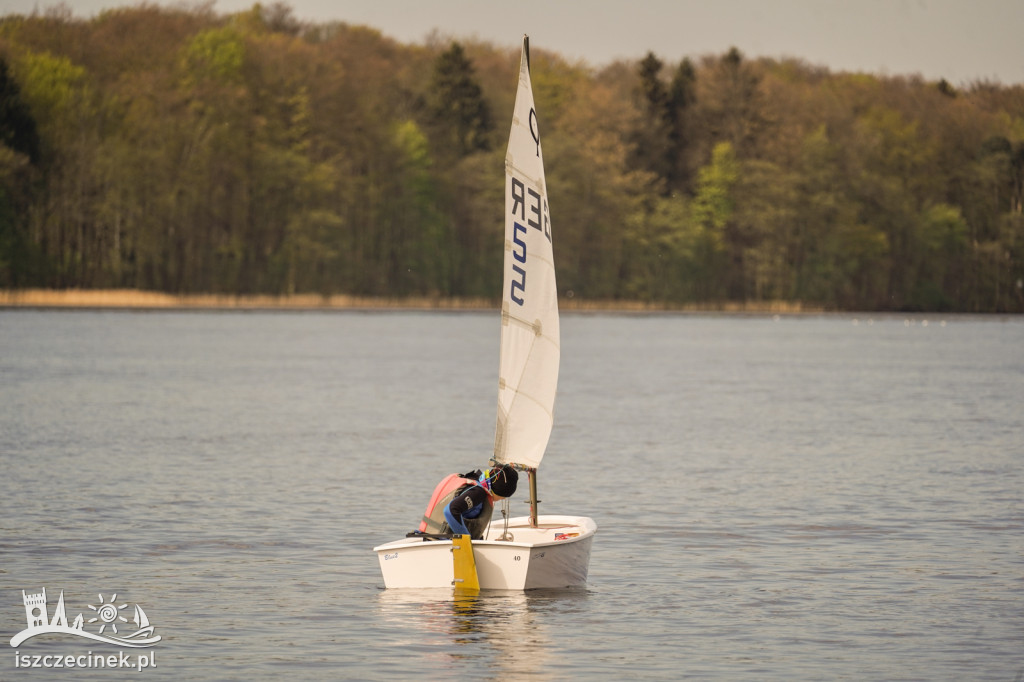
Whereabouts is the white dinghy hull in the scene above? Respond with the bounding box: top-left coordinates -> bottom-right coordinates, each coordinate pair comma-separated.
374,516 -> 596,590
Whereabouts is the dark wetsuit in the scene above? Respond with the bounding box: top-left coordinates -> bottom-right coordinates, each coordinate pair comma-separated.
443,484 -> 493,538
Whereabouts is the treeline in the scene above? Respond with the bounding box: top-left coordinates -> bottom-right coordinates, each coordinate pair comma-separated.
1,4 -> 1022,311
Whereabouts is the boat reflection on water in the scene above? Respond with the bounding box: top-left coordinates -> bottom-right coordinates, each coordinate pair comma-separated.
376,588 -> 590,677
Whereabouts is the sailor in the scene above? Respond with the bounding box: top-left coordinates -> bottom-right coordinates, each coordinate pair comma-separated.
443,465 -> 519,539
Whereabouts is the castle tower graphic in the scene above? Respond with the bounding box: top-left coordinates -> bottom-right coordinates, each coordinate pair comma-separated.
23,588 -> 47,628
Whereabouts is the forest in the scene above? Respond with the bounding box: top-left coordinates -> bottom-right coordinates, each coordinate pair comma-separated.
1,3 -> 1022,312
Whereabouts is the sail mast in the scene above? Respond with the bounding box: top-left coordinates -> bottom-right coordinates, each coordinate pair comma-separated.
522,35 -> 538,530
527,468 -> 539,528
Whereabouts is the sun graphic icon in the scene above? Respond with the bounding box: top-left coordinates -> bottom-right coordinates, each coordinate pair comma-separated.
87,594 -> 129,634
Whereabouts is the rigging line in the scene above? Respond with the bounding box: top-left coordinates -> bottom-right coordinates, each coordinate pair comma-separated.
498,498 -> 513,541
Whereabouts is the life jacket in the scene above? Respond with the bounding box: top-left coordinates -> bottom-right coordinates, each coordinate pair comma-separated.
418,472 -> 495,539
418,473 -> 475,533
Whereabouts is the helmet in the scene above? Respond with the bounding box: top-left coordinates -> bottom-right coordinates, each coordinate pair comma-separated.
488,465 -> 518,498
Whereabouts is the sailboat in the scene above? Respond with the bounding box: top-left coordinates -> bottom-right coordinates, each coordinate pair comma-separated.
123,605 -> 154,639
373,36 -> 596,590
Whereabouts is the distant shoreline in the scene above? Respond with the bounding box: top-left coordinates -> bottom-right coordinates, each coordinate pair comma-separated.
0,289 -> 823,314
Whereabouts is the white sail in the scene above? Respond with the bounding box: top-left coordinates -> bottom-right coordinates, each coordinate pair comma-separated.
133,605 -> 150,629
494,36 -> 560,470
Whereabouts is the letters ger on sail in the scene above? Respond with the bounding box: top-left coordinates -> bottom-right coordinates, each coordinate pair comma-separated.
495,36 -> 560,470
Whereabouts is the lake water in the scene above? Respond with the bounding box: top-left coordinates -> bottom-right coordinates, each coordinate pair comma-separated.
1,309 -> 1021,680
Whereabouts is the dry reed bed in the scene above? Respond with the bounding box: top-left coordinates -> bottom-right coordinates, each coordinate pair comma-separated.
0,289 -> 818,314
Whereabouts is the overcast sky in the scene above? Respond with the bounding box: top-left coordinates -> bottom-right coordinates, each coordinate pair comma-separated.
2,0 -> 1021,85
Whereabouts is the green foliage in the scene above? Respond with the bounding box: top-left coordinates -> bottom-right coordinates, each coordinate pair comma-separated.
427,42 -> 493,157
629,52 -> 673,188
628,53 -> 697,194
181,26 -> 245,86
0,6 -> 1021,311
0,56 -> 41,286
692,142 -> 738,235
10,49 -> 88,153
0,57 -> 40,163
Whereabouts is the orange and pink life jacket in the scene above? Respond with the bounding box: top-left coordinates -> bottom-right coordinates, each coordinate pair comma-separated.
418,473 -> 476,533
